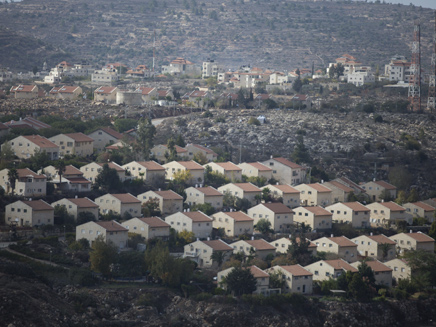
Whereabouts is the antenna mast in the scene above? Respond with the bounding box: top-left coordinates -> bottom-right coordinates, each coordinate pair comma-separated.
428,12 -> 436,112
153,30 -> 156,77
408,23 -> 421,112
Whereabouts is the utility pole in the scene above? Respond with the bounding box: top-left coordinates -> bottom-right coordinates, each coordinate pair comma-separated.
408,23 -> 421,112
428,11 -> 436,112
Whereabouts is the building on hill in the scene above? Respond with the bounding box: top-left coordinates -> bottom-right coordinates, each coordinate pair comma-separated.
137,190 -> 183,216
95,193 -> 141,217
261,157 -> 306,186
212,210 -> 254,237
150,144 -> 188,163
261,184 -> 300,208
93,86 -> 118,104
366,201 -> 412,227
266,265 -> 313,294
218,265 -> 270,295
76,220 -> 128,249
48,86 -> 82,100
313,236 -> 358,262
185,144 -> 218,162
3,117 -> 51,131
389,232 -> 435,253
361,180 -> 397,202
184,239 -> 233,268
87,127 -> 125,152
351,260 -> 392,287
248,202 -> 293,233
5,200 -> 54,226
162,57 -> 200,76
230,239 -> 276,260
384,258 -> 411,282
51,197 -> 99,221
238,162 -> 273,180
203,161 -> 242,182
304,259 -> 358,282
270,237 -> 317,256
292,206 -> 333,232
122,161 -> 165,184
294,183 -> 332,206
49,132 -> 94,157
351,234 -> 396,261
0,168 -> 46,197
2,135 -> 59,160
10,85 -> 44,99
122,217 -> 170,241
325,202 -> 370,228
165,211 -> 213,238
80,162 -> 128,183
218,183 -> 261,206
323,181 -> 354,203
163,161 -> 205,185
402,202 -> 435,222
185,186 -> 224,210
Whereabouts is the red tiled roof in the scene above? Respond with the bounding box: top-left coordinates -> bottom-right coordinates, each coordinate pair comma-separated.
22,200 -> 53,211
244,162 -> 272,172
138,217 -> 170,228
22,135 -> 57,148
192,186 -> 223,196
249,265 -> 269,278
98,127 -> 124,140
110,193 -> 141,203
281,264 -> 313,276
153,190 -> 183,200
271,157 -> 303,169
231,183 -> 261,193
365,260 -> 393,272
212,162 -> 242,171
66,197 -> 98,208
202,239 -> 233,251
245,239 -> 276,250
50,86 -> 80,94
189,144 -> 217,156
10,85 -> 37,93
98,162 -> 124,172
138,87 -> 156,95
302,206 -> 333,216
328,236 -> 357,247
325,181 -> 353,192
341,202 -> 370,212
95,220 -> 128,232
260,202 -> 293,214
405,232 -> 435,243
336,177 -> 366,193
17,168 -> 46,179
325,259 -> 358,272
136,161 -> 165,171
184,211 -> 213,222
95,86 -> 117,94
176,161 -> 205,170
374,180 -> 397,190
268,184 -> 299,194
412,202 -> 436,212
63,165 -> 83,176
306,183 -> 332,193
367,234 -> 396,245
64,133 -> 94,142
223,211 -> 253,222
171,57 -> 193,65
379,201 -> 405,212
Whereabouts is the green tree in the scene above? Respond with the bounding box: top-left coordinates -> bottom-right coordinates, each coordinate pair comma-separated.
135,118 -> 156,160
55,159 -> 66,186
114,119 -> 138,133
348,272 -> 373,302
268,271 -> 286,289
211,251 -> 226,268
407,188 -> 419,203
191,203 -> 216,216
291,135 -> 312,164
395,190 -> 407,205
254,219 -> 273,234
429,221 -> 436,240
89,235 -> 118,278
54,204 -> 75,226
175,134 -> 185,147
193,151 -> 208,165
7,168 -> 18,195
95,163 -> 122,192
165,137 -> 178,162
225,267 -> 257,296
77,212 -> 96,225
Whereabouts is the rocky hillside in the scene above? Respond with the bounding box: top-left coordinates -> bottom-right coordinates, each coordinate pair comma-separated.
1,257 -> 436,327
0,0 -> 434,71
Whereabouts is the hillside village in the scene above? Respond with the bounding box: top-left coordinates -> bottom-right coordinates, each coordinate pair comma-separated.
2,1 -> 436,325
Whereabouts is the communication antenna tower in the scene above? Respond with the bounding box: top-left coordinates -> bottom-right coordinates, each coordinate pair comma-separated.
408,23 -> 421,112
152,30 -> 156,76
428,12 -> 436,112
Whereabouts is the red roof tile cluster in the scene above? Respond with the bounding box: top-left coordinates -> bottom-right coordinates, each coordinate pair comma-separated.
137,161 -> 165,171
232,183 -> 261,192
110,193 -> 141,203
364,260 -> 392,272
249,265 -> 269,278
341,202 -> 370,212
212,162 -> 242,171
325,259 -> 358,272
272,157 -> 303,169
328,236 -> 357,247
22,135 -> 57,148
244,162 -> 272,172
184,211 -> 213,222
281,264 -> 313,276
153,190 -> 184,200
22,200 -> 53,211
139,217 -> 170,228
268,184 -> 299,194
193,186 -> 223,196
261,202 -> 293,214
374,180 -> 397,190
306,183 -> 332,193
223,211 -> 253,222
325,181 -> 353,192
367,234 -> 396,245
17,168 -> 46,179
176,161 -> 205,170
405,232 -> 435,243
95,220 -> 128,232
412,202 -> 435,212
202,239 -> 233,251
379,201 -> 405,212
302,206 -> 333,216
245,239 -> 275,250
66,197 -> 98,208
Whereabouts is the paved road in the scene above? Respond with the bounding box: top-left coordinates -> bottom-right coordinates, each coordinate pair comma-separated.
3,247 -> 68,269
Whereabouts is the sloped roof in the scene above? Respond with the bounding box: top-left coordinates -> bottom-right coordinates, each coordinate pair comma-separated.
374,180 -> 396,190
136,161 -> 165,171
365,260 -> 393,272
281,264 -> 313,276
188,144 -> 217,156
22,135 -> 57,148
17,168 -> 46,179
138,217 -> 170,228
202,239 -> 232,251
193,186 -> 223,196
366,234 -> 396,245
64,165 -> 83,176
268,184 -> 299,194
212,162 -> 242,171
184,211 -> 213,222
64,133 -> 94,142
245,239 -> 276,250
110,193 -> 141,203
379,201 -> 405,212
260,202 -> 293,214
405,232 -> 435,243
306,183 -> 332,193
95,220 -> 128,232
324,259 -> 358,272
153,190 -> 183,200
302,206 -> 332,216
341,202 -> 370,212
249,265 -> 269,278
50,86 -> 80,94
65,197 -> 98,208
95,86 -> 117,94
98,162 -> 125,172
271,157 -> 303,169
10,85 -> 37,93
244,162 -> 272,172
336,177 -> 366,193
328,236 -> 357,247
411,202 -> 436,212
223,211 -> 253,222
96,127 -> 124,139
176,161 -> 205,170
21,200 -> 53,211
231,183 -> 261,192
325,181 -> 354,192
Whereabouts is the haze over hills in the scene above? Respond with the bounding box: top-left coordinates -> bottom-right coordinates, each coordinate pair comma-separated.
0,0 -> 434,71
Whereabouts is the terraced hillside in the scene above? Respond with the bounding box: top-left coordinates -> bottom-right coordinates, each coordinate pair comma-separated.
0,0 -> 434,71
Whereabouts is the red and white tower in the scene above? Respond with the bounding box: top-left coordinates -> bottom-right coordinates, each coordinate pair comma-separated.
428,12 -> 436,112
408,23 -> 421,112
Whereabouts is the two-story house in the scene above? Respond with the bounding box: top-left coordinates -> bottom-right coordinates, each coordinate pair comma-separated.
262,184 -> 300,208
185,144 -> 218,162
389,232 -> 435,253
0,168 -> 46,197
185,186 -> 224,210
3,135 -> 59,160
76,220 -> 128,249
294,183 -> 332,207
5,200 -> 54,226
292,206 -> 333,231
165,211 -> 213,238
304,259 -> 358,282
163,161 -> 205,185
361,180 -> 397,201
204,162 -> 242,182
402,202 -> 435,222
238,162 -> 273,180
49,133 -> 94,157
95,193 -> 141,217
351,260 -> 393,287
184,239 -> 233,268
218,183 -> 262,205
87,127 -> 124,152
51,197 -> 99,221
351,234 -> 396,261
313,236 -> 358,262
212,210 -> 254,237
137,190 -> 183,216
218,265 -> 270,295
266,265 -> 313,294
248,202 -> 293,233
270,237 -> 317,256
230,239 -> 276,260
80,162 -> 128,183
325,202 -> 370,228
367,201 -> 412,227
122,217 -> 170,241
261,157 -> 306,185
122,161 -> 165,184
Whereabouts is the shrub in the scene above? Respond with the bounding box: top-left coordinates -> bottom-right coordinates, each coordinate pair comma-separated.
248,117 -> 260,126
191,292 -> 213,302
